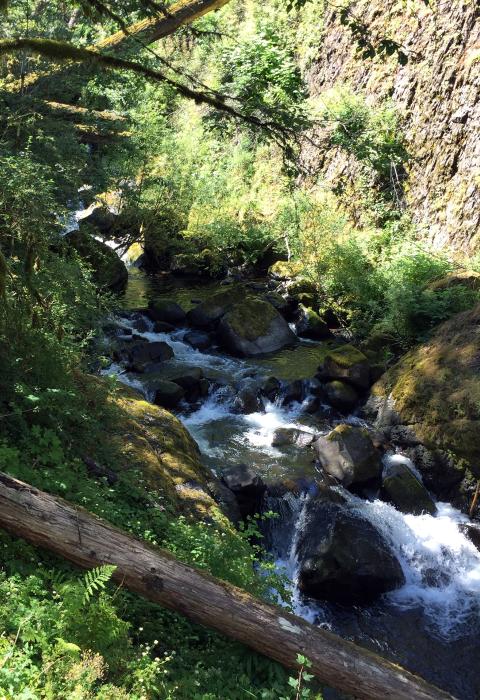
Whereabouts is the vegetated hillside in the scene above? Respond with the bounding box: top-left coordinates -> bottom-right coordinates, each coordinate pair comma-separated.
302,0 -> 480,252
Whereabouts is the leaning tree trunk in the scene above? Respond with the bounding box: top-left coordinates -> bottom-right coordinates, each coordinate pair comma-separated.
0,472 -> 456,700
7,0 -> 232,94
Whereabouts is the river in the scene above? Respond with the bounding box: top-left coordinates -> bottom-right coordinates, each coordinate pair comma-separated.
103,269 -> 480,699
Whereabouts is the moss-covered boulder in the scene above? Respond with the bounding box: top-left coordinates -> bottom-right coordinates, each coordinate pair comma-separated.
66,227 -> 128,292
296,305 -> 332,340
218,297 -> 296,357
187,288 -> 240,329
382,461 -> 436,516
268,260 -> 303,279
108,384 -> 228,521
367,304 -> 480,486
318,344 -> 371,390
313,424 -> 382,487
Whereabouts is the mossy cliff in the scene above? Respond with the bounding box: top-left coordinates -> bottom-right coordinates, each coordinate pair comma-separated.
304,0 -> 480,251
367,304 -> 480,507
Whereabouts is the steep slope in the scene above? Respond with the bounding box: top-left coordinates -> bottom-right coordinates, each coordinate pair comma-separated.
303,0 -> 480,251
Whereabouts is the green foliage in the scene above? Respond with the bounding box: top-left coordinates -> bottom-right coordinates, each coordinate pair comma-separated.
316,88 -> 408,205
82,565 -> 117,605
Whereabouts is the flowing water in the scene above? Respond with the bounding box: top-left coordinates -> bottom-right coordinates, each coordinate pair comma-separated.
104,271 -> 480,699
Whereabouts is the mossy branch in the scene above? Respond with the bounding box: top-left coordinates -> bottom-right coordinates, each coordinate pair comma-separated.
0,38 -> 289,141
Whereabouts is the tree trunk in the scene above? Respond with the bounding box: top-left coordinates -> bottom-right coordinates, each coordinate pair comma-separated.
0,471 -> 456,700
7,0 -> 231,94
96,0 -> 231,52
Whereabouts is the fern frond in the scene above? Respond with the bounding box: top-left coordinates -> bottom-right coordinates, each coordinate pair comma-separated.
82,564 -> 117,605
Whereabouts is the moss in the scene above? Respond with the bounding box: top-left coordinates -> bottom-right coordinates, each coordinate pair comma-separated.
326,344 -> 369,369
268,260 -> 303,279
225,297 -> 278,341
67,226 -> 127,292
373,304 -> 480,477
107,384 -> 226,522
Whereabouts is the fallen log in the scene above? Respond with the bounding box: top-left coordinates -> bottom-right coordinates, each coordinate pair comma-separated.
0,471 -> 456,700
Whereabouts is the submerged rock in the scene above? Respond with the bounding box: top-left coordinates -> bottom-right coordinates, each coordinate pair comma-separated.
218,297 -> 296,357
318,344 -> 371,390
184,330 -> 212,351
297,493 -> 405,604
382,460 -> 436,515
314,424 -> 382,487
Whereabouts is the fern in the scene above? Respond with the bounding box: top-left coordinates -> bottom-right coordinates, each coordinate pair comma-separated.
82,564 -> 117,605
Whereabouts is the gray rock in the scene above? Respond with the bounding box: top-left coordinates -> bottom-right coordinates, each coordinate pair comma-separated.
296,305 -> 332,340
153,380 -> 185,409
128,341 -> 174,372
272,428 -> 315,448
314,424 -> 382,487
217,298 -> 296,357
319,345 -> 371,390
382,461 -> 436,515
187,288 -> 240,328
184,330 -> 212,351
147,300 -> 186,324
221,464 -> 266,519
324,380 -> 359,412
261,376 -> 282,401
297,494 -> 405,603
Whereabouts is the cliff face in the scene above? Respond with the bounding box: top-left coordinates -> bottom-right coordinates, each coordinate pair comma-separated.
304,1 -> 480,252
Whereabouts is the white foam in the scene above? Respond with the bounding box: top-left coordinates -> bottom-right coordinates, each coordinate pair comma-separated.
349,495 -> 480,637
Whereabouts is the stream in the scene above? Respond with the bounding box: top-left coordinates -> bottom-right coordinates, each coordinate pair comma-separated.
104,269 -> 480,700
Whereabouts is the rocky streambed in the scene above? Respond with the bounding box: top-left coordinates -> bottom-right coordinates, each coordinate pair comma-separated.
101,270 -> 480,700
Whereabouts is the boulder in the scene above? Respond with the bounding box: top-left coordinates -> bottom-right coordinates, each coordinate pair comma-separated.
296,494 -> 405,604
153,380 -> 185,409
169,368 -> 208,403
366,305 -> 480,500
272,428 -> 315,448
153,320 -> 176,333
382,459 -> 436,515
187,288 -> 240,328
262,292 -> 298,320
128,341 -> 174,372
184,330 -> 212,351
261,376 -> 282,402
221,464 -> 266,519
235,380 -> 262,414
218,298 -> 296,357
313,424 -> 382,487
147,300 -> 186,324
324,380 -> 359,412
296,305 -> 332,340
268,260 -> 303,280
318,345 -> 370,390
283,379 -> 305,405
66,228 -> 128,293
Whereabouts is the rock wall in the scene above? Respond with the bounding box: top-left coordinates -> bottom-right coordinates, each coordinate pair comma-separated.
304,0 -> 480,252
